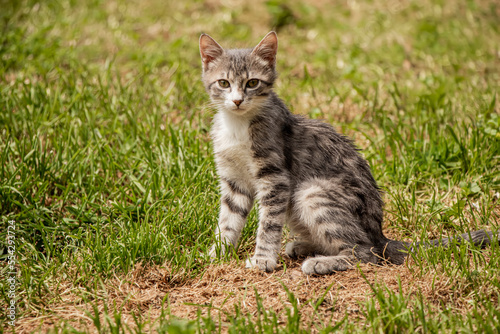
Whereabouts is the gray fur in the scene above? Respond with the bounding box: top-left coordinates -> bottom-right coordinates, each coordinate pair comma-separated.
199,32 -> 500,275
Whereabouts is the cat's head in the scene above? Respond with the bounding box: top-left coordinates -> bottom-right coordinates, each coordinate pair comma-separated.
199,31 -> 278,116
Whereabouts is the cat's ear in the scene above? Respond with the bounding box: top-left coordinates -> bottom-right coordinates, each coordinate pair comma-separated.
199,34 -> 224,71
251,31 -> 278,66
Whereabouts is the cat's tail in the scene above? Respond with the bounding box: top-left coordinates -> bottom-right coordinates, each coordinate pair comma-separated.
381,229 -> 500,265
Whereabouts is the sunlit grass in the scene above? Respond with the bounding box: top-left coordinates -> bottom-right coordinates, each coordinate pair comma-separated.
1,0 -> 499,332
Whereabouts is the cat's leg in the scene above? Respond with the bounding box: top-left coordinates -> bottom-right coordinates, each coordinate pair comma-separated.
293,178 -> 380,274
285,239 -> 321,258
285,216 -> 323,258
302,245 -> 378,275
245,178 -> 290,272
294,179 -> 373,253
210,177 -> 254,258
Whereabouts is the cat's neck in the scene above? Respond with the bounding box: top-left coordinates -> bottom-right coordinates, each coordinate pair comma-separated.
212,106 -> 251,146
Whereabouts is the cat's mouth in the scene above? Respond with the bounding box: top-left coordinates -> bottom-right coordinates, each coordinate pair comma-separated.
221,99 -> 260,115
230,107 -> 247,115
226,104 -> 248,115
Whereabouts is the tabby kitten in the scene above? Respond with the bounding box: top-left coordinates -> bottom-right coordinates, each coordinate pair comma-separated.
199,31 -> 498,275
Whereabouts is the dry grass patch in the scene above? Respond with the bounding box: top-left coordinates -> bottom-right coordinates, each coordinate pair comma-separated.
14,255 -> 490,333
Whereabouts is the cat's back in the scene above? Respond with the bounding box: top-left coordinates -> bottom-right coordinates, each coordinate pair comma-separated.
285,115 -> 366,175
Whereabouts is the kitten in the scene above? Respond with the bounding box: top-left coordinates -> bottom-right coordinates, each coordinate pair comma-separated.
199,31 -> 498,275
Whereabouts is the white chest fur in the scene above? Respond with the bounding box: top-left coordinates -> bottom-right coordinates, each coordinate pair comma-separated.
212,112 -> 257,190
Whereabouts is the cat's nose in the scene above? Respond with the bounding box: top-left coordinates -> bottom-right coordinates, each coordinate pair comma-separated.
233,99 -> 243,107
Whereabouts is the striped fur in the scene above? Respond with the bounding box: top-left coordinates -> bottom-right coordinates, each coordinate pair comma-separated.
200,32 -> 500,275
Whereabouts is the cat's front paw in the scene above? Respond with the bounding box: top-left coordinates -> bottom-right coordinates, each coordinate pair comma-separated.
245,256 -> 277,273
209,244 -> 225,260
285,242 -> 298,258
285,240 -> 318,259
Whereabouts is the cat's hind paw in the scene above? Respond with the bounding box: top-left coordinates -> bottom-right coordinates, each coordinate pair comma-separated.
245,256 -> 277,273
301,255 -> 353,275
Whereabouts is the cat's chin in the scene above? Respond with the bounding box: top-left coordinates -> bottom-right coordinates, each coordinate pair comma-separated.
230,108 -> 250,116
223,106 -> 253,116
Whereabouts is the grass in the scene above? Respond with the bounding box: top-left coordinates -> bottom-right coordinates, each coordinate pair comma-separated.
1,0 -> 499,332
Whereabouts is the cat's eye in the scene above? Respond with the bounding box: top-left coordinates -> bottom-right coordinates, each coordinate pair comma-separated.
246,79 -> 260,88
218,80 -> 230,88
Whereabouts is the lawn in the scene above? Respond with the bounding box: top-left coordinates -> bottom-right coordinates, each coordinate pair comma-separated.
1,0 -> 500,332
